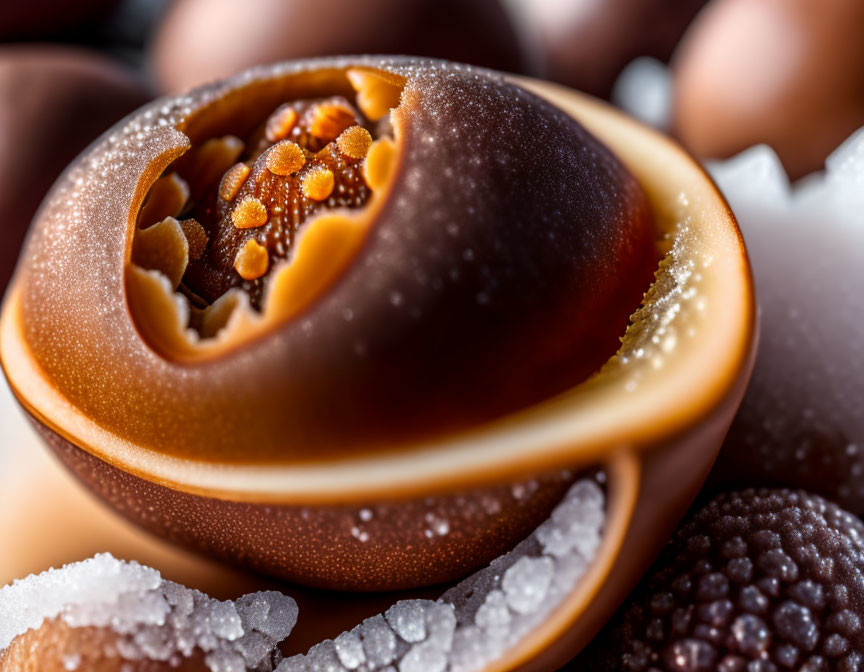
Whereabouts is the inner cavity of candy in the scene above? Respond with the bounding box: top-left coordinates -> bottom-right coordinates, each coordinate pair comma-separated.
131,68 -> 403,334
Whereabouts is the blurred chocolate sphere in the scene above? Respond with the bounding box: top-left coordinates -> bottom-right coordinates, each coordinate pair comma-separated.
150,0 -> 526,93
0,0 -> 118,39
0,46 -> 150,292
673,0 -> 864,179
512,0 -> 707,99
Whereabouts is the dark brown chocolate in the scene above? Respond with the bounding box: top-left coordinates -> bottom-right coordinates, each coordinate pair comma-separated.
713,405 -> 864,518
578,489 -> 864,670
19,59 -> 657,457
32,411 -> 575,592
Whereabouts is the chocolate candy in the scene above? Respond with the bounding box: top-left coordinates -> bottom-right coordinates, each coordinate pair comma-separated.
151,0 -> 527,93
579,489 -> 864,670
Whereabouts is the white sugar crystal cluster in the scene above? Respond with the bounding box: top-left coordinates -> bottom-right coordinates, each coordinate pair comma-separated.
709,134 -> 864,500
0,553 -> 297,671
277,478 -> 605,672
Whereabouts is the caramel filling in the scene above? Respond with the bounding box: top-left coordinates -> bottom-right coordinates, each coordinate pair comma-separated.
130,68 -> 405,348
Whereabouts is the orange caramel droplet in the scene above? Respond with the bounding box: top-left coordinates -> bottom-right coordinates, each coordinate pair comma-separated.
231,196 -> 268,229
346,67 -> 406,121
219,163 -> 250,202
309,103 -> 356,142
301,166 -> 335,201
363,137 -> 397,192
266,140 -> 306,176
179,219 -> 208,260
234,239 -> 269,280
336,126 -> 374,160
265,105 -> 298,143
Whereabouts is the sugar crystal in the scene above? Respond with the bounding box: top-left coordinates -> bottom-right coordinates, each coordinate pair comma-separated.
385,601 -> 427,643
0,553 -> 297,671
334,631 -> 366,669
274,475 -> 606,672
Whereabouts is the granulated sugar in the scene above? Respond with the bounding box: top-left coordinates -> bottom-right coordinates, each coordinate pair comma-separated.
0,554 -> 297,671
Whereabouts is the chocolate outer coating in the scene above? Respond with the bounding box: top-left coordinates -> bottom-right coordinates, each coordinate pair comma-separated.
0,46 -> 150,294
151,0 -> 527,93
15,57 -> 656,461
578,489 -> 864,671
30,410 -> 576,592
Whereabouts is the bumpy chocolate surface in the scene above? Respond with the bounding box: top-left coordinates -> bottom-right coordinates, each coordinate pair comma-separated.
15,58 -> 657,459
579,489 -> 864,671
183,97 -> 372,306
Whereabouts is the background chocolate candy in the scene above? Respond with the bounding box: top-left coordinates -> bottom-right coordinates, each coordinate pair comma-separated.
0,46 -> 150,293
672,0 -> 864,179
578,489 -> 864,670
150,0 -> 527,93
511,0 -> 707,99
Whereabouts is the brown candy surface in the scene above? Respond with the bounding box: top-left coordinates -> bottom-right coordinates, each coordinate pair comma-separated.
579,489 -> 864,671
15,58 -> 658,461
513,0 -> 707,98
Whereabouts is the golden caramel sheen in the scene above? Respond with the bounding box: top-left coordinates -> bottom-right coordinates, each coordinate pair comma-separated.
218,163 -> 250,201
230,196 -> 268,229
336,125 -> 373,159
234,239 -> 269,281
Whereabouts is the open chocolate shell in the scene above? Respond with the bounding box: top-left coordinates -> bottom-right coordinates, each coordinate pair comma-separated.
0,57 -> 754,666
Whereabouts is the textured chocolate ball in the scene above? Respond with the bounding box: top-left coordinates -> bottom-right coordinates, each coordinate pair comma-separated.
151,0 -> 526,93
579,489 -> 864,670
0,46 -> 150,292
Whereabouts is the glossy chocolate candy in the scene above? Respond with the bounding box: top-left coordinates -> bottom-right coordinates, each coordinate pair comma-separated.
0,57 -> 753,624
579,489 -> 864,670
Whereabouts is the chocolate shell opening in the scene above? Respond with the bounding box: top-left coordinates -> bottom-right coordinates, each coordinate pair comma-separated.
124,62 -> 659,449
128,67 -> 403,350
